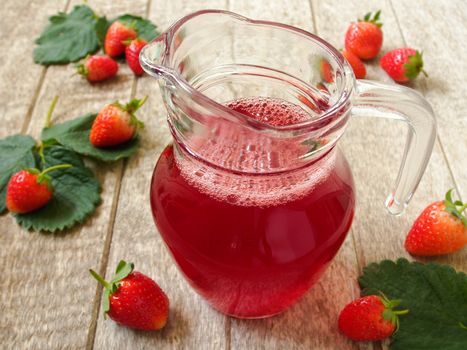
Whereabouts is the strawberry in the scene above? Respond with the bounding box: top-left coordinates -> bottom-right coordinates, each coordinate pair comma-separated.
319,58 -> 334,83
341,49 -> 366,79
298,95 -> 320,113
76,55 -> 119,83
405,189 -> 467,256
89,97 -> 147,147
6,164 -> 72,214
380,48 -> 428,83
90,260 -> 169,330
125,38 -> 147,76
104,21 -> 137,57
338,294 -> 408,341
345,10 -> 383,60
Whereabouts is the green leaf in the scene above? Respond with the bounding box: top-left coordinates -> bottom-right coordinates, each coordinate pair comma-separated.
404,51 -> 425,79
14,145 -> 101,232
111,260 -> 134,284
359,258 -> 467,350
102,289 -> 111,314
95,16 -> 110,48
116,14 -> 160,42
359,10 -> 383,27
0,135 -> 38,213
34,5 -> 102,65
41,113 -> 140,162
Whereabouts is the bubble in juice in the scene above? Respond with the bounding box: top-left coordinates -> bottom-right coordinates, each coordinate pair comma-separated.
150,97 -> 355,318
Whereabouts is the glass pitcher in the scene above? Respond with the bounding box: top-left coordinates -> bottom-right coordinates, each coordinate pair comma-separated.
140,10 -> 436,318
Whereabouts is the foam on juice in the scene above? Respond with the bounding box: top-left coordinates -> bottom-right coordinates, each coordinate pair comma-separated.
176,97 -> 334,207
225,97 -> 311,126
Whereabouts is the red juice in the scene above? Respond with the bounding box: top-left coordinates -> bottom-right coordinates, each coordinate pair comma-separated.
150,97 -> 355,318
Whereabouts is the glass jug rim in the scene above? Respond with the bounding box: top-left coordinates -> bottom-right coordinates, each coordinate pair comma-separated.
144,9 -> 355,133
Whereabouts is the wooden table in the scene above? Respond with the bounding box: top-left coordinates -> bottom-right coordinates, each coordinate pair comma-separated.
1,0 -> 465,349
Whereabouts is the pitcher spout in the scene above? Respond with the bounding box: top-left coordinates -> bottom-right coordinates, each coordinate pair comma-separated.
140,33 -> 175,83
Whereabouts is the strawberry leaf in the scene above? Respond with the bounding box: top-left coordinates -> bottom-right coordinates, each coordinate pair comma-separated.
359,258 -> 467,350
95,16 -> 111,48
34,5 -> 103,65
116,14 -> 160,42
444,189 -> 467,226
14,145 -> 101,232
404,51 -> 426,79
102,289 -> 111,314
111,260 -> 134,284
41,114 -> 140,162
0,135 -> 38,213
359,10 -> 383,27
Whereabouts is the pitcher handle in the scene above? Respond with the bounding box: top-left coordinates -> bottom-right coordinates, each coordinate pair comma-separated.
353,80 -> 437,215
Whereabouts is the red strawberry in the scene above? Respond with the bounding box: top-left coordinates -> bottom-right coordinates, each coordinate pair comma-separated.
76,55 -> 118,82
90,260 -> 169,330
338,294 -> 408,341
125,38 -> 147,76
345,10 -> 383,60
6,164 -> 72,214
341,49 -> 366,79
319,58 -> 334,83
89,97 -> 147,147
380,48 -> 428,83
105,21 -> 137,57
405,189 -> 467,256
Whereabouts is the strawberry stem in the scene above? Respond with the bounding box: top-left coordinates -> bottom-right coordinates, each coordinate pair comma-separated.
125,95 -> 148,114
128,19 -> 137,30
444,189 -> 467,226
90,261 -> 134,315
37,142 -> 46,166
393,309 -> 410,316
44,96 -> 59,128
37,164 -> 72,184
40,164 -> 73,177
89,269 -> 112,290
122,38 -> 134,46
124,96 -> 148,129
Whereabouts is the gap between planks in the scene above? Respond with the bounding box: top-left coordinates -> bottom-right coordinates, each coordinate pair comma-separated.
387,0 -> 463,202
308,1 -> 381,349
84,61 -> 140,350
20,0 -> 72,133
308,0 -> 363,273
85,1 -> 153,348
308,0 -> 367,280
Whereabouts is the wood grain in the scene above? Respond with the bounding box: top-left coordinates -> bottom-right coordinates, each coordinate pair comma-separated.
0,0 -> 146,349
226,1 -> 361,349
0,0 -> 67,138
390,0 -> 467,199
0,0 -> 465,349
312,1 -> 465,349
0,1 -> 70,348
311,0 -> 466,268
92,1 -> 230,350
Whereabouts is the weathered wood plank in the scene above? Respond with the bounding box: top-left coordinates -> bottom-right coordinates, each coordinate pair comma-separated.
0,0 -> 67,137
0,0 -> 146,349
390,0 -> 467,199
92,1 -> 230,350
312,1 -> 465,349
312,0 -> 466,293
1,0 -> 465,349
226,1 -> 360,349
0,1 -> 70,348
